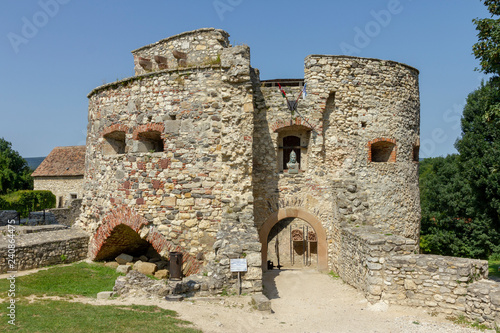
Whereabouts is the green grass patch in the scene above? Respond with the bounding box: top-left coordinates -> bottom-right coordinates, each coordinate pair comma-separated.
446,314 -> 491,331
0,262 -> 201,332
0,262 -> 124,298
488,260 -> 500,279
328,270 -> 340,279
0,300 -> 201,333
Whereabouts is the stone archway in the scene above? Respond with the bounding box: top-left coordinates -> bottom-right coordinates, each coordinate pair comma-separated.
259,208 -> 328,271
89,206 -> 202,276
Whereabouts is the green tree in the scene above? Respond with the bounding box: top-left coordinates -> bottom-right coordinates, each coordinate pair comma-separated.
420,154 -> 500,258
419,0 -> 500,259
0,138 -> 32,195
473,0 -> 500,76
473,0 -> 500,122
456,81 -> 500,237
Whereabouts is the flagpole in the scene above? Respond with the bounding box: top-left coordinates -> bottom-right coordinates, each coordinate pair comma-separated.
276,81 -> 319,135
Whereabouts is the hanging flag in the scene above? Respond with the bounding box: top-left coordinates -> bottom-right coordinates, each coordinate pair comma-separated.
277,82 -> 287,98
302,83 -> 307,100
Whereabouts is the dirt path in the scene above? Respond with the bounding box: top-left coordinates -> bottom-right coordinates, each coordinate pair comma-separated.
85,269 -> 488,333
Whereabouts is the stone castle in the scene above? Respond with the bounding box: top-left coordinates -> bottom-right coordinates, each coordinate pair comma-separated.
0,27 -> 497,326
75,30 -> 500,326
76,27 -> 421,292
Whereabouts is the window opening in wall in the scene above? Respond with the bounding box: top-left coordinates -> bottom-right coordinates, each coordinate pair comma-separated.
58,196 -> 63,208
103,131 -> 126,155
361,121 -> 367,128
70,193 -> 78,200
413,145 -> 419,162
283,136 -> 301,169
371,141 -> 396,162
169,115 -> 177,120
136,131 -> 163,153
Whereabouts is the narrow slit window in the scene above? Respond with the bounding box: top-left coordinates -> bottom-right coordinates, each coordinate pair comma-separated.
413,145 -> 419,162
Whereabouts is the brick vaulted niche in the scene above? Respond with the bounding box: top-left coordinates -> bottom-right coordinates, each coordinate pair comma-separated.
75,28 -> 421,297
90,206 -> 201,276
368,138 -> 397,163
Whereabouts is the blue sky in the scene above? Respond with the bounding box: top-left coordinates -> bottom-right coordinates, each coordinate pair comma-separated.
0,0 -> 492,158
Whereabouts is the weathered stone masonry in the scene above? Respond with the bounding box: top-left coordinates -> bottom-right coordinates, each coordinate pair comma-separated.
0,226 -> 89,273
73,28 -> 500,327
77,28 -> 260,292
76,28 -> 421,292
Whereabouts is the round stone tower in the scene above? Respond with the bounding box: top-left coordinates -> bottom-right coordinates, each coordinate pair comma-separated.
77,28 -> 262,293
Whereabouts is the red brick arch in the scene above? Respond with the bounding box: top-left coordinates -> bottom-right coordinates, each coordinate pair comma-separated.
132,123 -> 165,140
90,206 -> 201,276
367,137 -> 397,163
101,124 -> 129,137
271,117 -> 316,133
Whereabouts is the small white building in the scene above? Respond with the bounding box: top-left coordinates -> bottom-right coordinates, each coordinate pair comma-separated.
32,146 -> 85,208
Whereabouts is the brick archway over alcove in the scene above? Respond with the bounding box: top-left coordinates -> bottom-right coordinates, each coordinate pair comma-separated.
90,206 -> 202,276
259,208 -> 328,272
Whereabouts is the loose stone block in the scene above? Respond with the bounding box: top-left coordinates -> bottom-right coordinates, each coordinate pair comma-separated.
116,265 -> 131,274
155,269 -> 169,279
133,261 -> 157,276
115,254 -> 133,265
97,291 -> 114,299
251,293 -> 271,312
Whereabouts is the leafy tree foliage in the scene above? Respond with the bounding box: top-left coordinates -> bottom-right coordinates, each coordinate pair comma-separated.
456,81 -> 500,238
0,138 -> 32,195
419,155 -> 499,258
420,81 -> 500,259
420,1 -> 500,259
473,0 -> 500,77
473,0 -> 500,122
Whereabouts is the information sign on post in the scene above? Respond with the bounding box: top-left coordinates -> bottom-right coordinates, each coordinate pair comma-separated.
230,259 -> 247,295
230,259 -> 247,272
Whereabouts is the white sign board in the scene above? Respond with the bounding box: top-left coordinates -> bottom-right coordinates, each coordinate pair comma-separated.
230,259 -> 247,272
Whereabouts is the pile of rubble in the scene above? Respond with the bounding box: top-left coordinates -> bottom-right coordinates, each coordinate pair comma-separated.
102,246 -> 170,280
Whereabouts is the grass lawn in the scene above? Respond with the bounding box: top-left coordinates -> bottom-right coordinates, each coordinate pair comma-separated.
0,262 -> 201,332
0,301 -> 200,333
0,262 -> 123,298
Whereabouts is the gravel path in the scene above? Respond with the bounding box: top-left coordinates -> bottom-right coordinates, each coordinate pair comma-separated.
85,269 -> 491,333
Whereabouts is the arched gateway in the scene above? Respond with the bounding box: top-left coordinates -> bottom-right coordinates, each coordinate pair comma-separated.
259,208 -> 328,271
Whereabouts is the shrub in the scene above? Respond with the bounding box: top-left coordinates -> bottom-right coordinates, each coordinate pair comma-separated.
0,196 -> 10,210
1,190 -> 56,217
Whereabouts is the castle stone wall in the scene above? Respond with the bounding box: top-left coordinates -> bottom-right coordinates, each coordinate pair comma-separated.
252,55 -> 420,272
131,28 -> 230,75
0,227 -> 89,273
336,224 -> 500,329
304,55 -> 421,241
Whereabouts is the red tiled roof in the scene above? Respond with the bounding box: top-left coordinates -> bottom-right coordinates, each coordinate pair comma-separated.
31,146 -> 85,177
